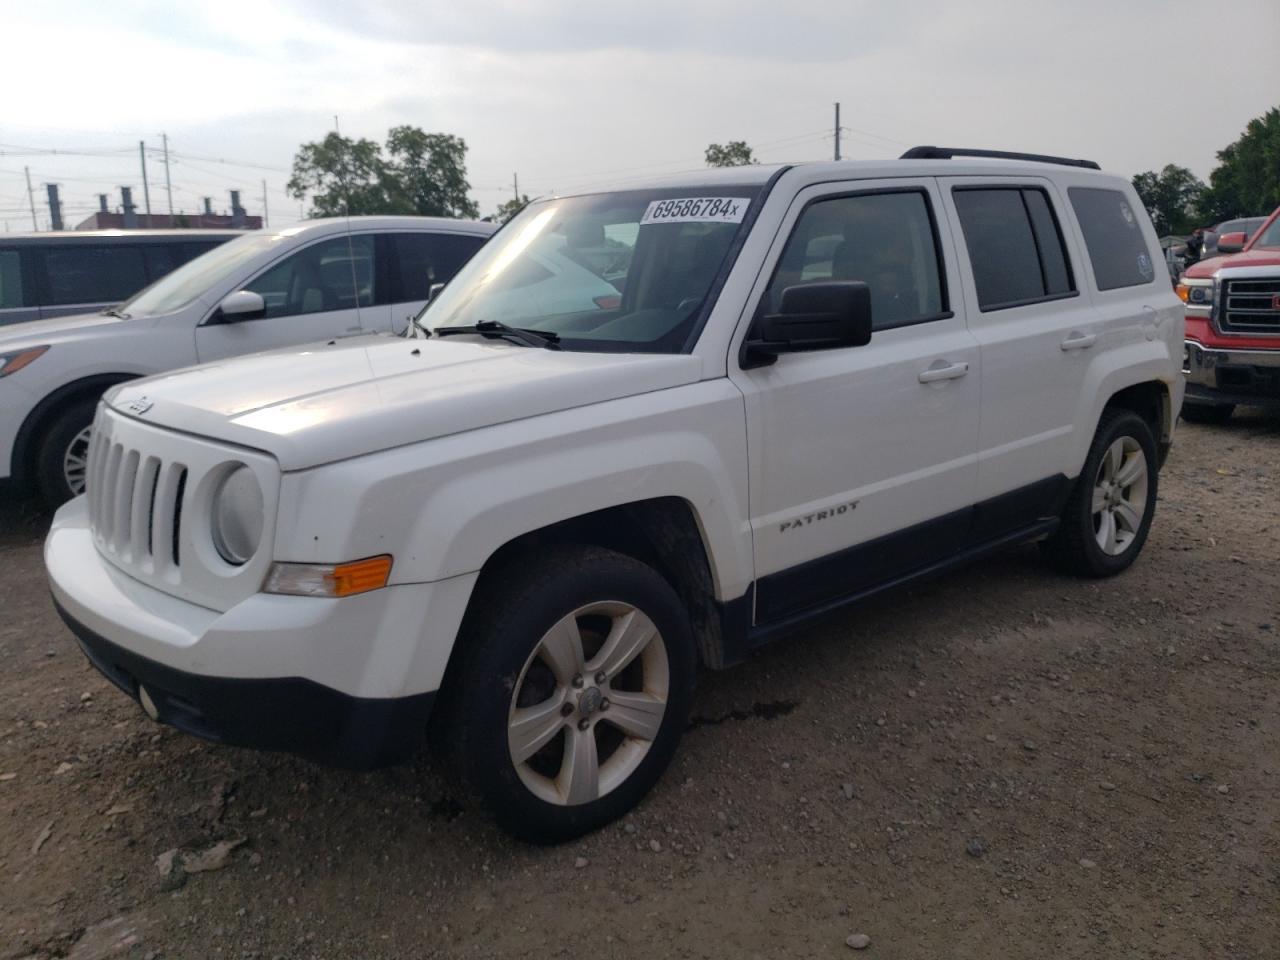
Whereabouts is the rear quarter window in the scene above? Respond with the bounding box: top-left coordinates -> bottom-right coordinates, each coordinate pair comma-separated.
1068,187 -> 1157,291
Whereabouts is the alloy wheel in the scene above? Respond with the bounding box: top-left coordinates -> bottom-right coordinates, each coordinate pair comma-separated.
507,601 -> 669,807
1091,435 -> 1148,556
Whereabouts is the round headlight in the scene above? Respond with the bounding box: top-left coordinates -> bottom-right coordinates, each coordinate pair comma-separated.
211,465 -> 264,566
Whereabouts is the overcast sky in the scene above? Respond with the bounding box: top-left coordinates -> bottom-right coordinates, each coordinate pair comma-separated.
2,0 -> 1277,230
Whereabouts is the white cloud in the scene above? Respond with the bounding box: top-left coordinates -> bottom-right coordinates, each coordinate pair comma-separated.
1,0 -> 1277,227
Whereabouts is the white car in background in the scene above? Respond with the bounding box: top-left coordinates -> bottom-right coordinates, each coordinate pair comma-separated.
0,216 -> 495,505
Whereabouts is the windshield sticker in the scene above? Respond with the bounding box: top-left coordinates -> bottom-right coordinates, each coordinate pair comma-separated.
641,197 -> 750,226
1137,252 -> 1153,279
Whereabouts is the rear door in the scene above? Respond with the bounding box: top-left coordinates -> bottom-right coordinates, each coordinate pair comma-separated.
939,177 -> 1094,536
729,178 -> 981,624
194,233 -> 374,362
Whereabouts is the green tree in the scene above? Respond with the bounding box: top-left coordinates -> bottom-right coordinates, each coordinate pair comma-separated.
704,140 -> 757,167
385,127 -> 479,219
1131,164 -> 1205,235
495,193 -> 531,223
286,132 -> 397,216
287,127 -> 478,218
1199,108 -> 1280,221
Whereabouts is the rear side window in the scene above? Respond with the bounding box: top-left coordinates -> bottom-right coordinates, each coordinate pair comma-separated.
389,233 -> 486,302
0,250 -> 23,309
952,187 -> 1075,311
1068,187 -> 1157,290
765,190 -> 947,330
41,245 -> 148,306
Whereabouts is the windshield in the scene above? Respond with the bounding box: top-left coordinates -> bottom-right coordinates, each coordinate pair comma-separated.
425,187 -> 760,352
1251,216 -> 1280,249
120,232 -> 287,316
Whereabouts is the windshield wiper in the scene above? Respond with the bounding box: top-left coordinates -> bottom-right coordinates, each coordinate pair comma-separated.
101,307 -> 131,320
433,320 -> 560,349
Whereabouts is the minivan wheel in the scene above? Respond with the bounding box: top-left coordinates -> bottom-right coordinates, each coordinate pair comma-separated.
437,545 -> 696,844
35,398 -> 98,510
1180,402 -> 1234,425
1042,409 -> 1158,578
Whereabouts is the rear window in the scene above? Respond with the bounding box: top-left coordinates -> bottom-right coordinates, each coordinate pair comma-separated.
1068,187 -> 1157,291
952,187 -> 1075,310
0,250 -> 23,309
388,233 -> 487,302
41,245 -> 148,306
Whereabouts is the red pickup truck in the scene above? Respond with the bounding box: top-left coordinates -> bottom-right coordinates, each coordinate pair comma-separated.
1178,206 -> 1280,422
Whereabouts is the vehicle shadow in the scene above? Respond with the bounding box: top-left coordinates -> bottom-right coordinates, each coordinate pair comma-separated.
0,480 -> 50,548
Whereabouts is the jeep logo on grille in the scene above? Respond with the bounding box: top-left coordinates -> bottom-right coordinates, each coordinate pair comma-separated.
126,396 -> 154,415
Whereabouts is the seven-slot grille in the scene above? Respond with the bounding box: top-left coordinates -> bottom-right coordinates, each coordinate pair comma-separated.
86,428 -> 188,574
1220,277 -> 1280,334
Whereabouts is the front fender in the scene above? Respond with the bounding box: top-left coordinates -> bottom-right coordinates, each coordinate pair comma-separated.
273,380 -> 754,602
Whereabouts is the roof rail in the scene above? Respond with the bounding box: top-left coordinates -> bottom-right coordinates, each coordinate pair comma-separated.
900,146 -> 1101,170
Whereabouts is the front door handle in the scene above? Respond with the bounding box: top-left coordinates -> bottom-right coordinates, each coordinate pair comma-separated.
918,360 -> 969,383
1061,331 -> 1097,351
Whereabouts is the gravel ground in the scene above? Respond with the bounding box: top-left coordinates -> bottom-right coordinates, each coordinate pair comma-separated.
1,414 -> 1278,960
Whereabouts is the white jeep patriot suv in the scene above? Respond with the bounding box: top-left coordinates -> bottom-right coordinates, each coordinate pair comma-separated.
45,147 -> 1184,842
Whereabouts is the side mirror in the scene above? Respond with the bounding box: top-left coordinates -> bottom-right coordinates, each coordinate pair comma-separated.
1216,232 -> 1247,254
742,281 -> 873,369
211,290 -> 266,324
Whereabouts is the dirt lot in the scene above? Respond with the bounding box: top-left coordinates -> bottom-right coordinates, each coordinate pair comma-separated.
1,414 -> 1278,960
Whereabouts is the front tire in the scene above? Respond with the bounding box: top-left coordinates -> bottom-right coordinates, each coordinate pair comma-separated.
1042,409 -> 1158,578
35,398 -> 98,510
436,545 -> 696,843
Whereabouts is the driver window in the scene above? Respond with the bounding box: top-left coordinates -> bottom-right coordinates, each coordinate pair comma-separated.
245,235 -> 375,319
764,190 -> 945,330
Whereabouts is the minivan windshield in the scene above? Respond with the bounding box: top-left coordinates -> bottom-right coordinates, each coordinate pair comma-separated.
425,187 -> 760,352
119,232 -> 286,316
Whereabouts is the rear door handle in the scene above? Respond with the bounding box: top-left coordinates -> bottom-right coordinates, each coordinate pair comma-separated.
1061,331 -> 1097,351
918,360 -> 969,383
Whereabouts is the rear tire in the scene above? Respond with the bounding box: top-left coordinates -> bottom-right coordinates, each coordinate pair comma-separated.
1042,409 -> 1158,578
435,545 -> 696,844
1180,402 -> 1234,425
35,398 -> 98,511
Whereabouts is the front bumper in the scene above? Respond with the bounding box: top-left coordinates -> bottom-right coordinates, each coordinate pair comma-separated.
1183,339 -> 1280,408
55,601 -> 434,768
45,497 -> 447,768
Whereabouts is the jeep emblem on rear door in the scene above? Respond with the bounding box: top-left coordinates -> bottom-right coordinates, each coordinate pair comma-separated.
127,396 -> 154,415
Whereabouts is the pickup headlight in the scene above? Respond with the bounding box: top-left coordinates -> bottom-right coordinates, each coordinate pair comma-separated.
0,345 -> 49,378
211,464 -> 264,566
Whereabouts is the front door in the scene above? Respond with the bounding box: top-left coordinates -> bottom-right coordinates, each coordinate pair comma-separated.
729,179 -> 980,624
195,233 -> 375,362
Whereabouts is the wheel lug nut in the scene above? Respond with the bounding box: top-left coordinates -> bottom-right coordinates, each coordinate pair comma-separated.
571,674 -> 585,688
595,672 -> 607,685
578,718 -> 590,731
600,698 -> 610,711
560,703 -> 574,717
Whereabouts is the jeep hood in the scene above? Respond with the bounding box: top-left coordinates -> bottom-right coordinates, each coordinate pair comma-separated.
106,335 -> 703,470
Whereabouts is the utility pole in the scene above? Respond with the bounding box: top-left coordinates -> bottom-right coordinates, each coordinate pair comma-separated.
24,166 -> 37,230
161,132 -> 174,219
139,141 -> 152,219
834,102 -> 841,162
262,179 -> 269,228
46,184 -> 63,231
513,172 -> 519,204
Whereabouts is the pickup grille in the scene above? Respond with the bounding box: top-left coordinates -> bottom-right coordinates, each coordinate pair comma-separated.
1221,277 -> 1280,334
